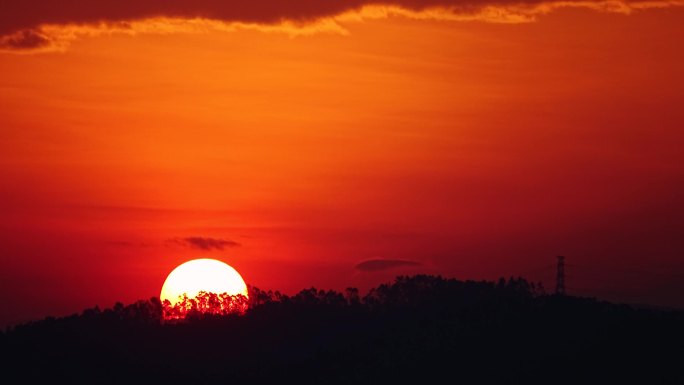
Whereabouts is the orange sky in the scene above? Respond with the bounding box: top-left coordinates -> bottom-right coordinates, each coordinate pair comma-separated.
1,3 -> 684,326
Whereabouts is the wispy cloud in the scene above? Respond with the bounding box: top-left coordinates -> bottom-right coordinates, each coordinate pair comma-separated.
168,237 -> 241,251
355,258 -> 421,272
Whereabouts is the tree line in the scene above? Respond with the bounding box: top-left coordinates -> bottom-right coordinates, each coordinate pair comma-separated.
1,275 -> 682,384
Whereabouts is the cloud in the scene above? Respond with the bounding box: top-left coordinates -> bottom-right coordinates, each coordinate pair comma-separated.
355,258 -> 421,272
168,237 -> 241,251
0,29 -> 50,49
1,0 -> 683,52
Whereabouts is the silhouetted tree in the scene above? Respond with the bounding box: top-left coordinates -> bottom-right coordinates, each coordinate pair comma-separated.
161,291 -> 248,320
2,274 -> 682,385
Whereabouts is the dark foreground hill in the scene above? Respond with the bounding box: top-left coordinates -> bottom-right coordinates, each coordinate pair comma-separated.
1,275 -> 682,384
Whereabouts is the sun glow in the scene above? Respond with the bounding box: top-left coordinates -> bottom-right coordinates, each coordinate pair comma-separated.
160,259 -> 248,306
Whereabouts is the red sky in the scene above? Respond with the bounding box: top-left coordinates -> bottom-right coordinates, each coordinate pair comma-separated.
1,1 -> 684,326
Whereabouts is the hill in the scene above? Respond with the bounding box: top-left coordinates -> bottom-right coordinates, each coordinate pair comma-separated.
1,275 -> 682,384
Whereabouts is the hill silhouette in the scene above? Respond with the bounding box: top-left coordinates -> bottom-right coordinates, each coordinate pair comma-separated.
1,275 -> 682,384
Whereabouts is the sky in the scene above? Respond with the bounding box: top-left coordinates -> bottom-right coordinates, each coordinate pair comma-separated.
1,0 -> 684,326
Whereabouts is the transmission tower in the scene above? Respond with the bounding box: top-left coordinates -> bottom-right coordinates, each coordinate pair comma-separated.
555,255 -> 566,295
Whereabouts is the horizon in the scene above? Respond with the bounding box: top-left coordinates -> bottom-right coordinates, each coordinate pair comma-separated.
3,269 -> 681,329
6,274 -> 682,384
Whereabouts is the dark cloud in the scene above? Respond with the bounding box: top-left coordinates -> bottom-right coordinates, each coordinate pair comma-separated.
0,29 -> 50,49
169,237 -> 241,251
355,258 -> 421,272
0,0 -> 643,50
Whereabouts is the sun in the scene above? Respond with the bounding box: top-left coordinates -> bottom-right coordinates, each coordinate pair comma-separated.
160,258 -> 248,306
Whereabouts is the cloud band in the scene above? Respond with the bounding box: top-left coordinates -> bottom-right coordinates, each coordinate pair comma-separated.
1,0 -> 682,51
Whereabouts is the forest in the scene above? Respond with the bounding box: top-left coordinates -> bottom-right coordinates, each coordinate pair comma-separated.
1,275 -> 682,384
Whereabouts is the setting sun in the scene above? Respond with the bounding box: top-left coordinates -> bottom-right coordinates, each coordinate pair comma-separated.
160,259 -> 248,306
